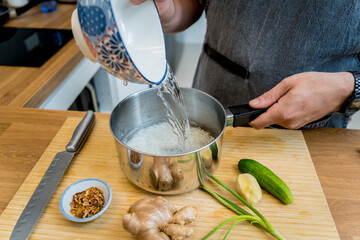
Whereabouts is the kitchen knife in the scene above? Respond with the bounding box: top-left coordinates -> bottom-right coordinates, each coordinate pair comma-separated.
10,110 -> 95,240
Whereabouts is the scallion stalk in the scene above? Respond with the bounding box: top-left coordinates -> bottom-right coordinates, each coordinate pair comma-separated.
197,152 -> 286,240
202,215 -> 261,240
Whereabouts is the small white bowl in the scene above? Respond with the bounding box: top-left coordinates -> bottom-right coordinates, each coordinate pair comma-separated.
60,178 -> 112,223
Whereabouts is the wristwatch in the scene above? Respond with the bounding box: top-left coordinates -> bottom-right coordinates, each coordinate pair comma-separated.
342,71 -> 360,112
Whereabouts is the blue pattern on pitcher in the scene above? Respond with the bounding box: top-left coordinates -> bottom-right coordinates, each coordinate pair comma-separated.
78,5 -> 106,37
77,0 -> 149,84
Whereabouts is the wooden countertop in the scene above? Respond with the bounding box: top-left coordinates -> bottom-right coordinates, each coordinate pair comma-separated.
0,106 -> 359,239
0,3 -> 83,107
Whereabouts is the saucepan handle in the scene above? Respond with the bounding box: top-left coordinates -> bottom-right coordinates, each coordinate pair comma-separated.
226,104 -> 267,127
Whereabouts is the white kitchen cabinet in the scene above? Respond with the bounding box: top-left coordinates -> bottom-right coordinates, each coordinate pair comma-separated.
39,58 -> 100,111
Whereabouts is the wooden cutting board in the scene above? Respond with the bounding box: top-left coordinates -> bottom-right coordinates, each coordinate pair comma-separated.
0,117 -> 340,239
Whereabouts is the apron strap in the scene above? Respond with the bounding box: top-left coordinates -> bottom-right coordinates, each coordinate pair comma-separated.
204,43 -> 250,79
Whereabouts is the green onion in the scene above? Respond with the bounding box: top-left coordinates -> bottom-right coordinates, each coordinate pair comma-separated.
197,152 -> 285,240
202,215 -> 261,240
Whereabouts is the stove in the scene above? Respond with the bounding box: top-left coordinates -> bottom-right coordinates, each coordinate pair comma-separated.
0,27 -> 73,67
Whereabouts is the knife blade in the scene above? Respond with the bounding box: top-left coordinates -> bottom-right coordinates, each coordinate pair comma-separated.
10,110 -> 95,240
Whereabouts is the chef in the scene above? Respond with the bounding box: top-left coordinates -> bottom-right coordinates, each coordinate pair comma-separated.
132,0 -> 360,129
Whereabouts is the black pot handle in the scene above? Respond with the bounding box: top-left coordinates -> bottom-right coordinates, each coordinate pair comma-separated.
226,104 -> 267,127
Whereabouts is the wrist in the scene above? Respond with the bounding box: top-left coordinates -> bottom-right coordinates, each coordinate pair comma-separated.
342,72 -> 355,96
331,72 -> 354,112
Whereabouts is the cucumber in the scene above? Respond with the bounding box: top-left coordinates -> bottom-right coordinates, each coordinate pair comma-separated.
238,158 -> 294,205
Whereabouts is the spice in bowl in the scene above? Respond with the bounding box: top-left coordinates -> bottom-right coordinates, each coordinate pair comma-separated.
60,178 -> 112,222
70,187 -> 105,218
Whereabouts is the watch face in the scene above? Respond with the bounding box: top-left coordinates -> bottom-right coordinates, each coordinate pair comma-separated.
349,99 -> 360,111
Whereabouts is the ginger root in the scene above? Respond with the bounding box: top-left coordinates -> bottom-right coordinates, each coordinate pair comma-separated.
150,157 -> 184,191
123,196 -> 197,240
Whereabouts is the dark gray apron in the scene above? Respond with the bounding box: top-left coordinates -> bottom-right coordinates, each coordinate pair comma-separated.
193,0 -> 360,128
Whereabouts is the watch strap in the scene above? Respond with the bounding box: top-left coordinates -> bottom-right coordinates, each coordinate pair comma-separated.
350,71 -> 360,99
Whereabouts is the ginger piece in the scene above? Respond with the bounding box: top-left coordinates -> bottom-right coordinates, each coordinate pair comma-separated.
162,224 -> 193,240
171,205 -> 198,225
150,157 -> 184,191
123,196 -> 197,240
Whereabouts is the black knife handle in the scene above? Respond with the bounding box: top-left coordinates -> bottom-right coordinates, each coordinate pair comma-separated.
228,104 -> 267,127
66,110 -> 95,152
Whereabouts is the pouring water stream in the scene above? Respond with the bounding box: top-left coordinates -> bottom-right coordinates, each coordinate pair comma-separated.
156,65 -> 193,152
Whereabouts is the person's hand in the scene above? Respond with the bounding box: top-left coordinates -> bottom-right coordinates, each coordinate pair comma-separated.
130,0 -> 176,32
249,72 -> 355,129
130,0 -> 203,33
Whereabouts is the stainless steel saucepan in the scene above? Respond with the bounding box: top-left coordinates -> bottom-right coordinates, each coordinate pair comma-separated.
109,88 -> 265,195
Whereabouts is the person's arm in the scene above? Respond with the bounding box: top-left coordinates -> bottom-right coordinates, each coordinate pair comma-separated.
248,72 -> 355,129
130,0 -> 204,33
